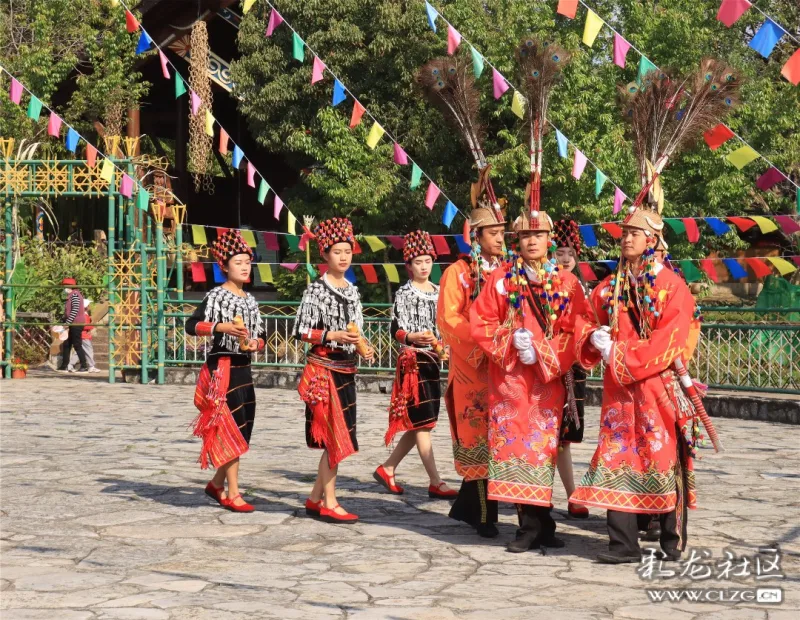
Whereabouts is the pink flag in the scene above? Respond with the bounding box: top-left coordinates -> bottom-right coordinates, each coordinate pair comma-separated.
425,182 -> 441,209
492,68 -> 509,99
190,91 -> 201,115
266,9 -> 284,37
158,51 -> 170,79
774,215 -> 800,235
86,144 -> 97,168
572,149 -> 588,180
613,33 -> 632,68
447,25 -> 462,55
717,0 -> 751,28
311,56 -> 326,84
120,174 -> 134,198
273,195 -> 284,220
393,143 -> 409,165
9,78 -> 22,105
47,112 -> 62,137
756,167 -> 785,191
613,187 -> 626,214
246,161 -> 256,188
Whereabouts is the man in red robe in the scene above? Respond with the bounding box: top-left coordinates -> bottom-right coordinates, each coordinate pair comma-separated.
471,210 -> 586,552
571,205 -> 700,564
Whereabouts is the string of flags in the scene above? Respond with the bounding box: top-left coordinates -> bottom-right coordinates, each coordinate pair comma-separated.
187,253 -> 800,286
555,0 -> 800,196
715,0 -> 800,85
1,65 -> 156,212
184,212 -> 800,255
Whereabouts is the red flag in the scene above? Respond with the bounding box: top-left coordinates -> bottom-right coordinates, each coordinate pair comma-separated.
727,217 -> 757,232
125,10 -> 139,33
349,101 -> 366,128
745,257 -> 772,278
578,262 -> 597,282
318,264 -> 329,276
387,236 -> 404,250
716,0 -> 751,28
601,223 -> 623,239
462,219 -> 471,246
683,218 -> 700,243
431,235 -> 450,256
216,227 -> 229,238
557,0 -> 578,19
781,48 -> 800,86
361,264 -> 379,284
219,128 -> 230,155
793,257 -> 800,269
263,232 -> 280,251
774,215 -> 800,235
190,263 -> 207,283
703,124 -> 735,150
352,240 -> 362,254
699,259 -> 719,283
85,144 -> 97,168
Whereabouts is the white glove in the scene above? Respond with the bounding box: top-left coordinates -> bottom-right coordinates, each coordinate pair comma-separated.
590,326 -> 612,362
518,346 -> 537,365
513,329 -> 533,351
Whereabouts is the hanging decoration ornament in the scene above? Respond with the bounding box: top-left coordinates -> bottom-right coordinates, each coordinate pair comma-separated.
189,21 -> 214,194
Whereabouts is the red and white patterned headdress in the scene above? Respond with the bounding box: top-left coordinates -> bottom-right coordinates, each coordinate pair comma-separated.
552,219 -> 582,255
313,217 -> 355,254
403,230 -> 437,263
211,229 -> 253,267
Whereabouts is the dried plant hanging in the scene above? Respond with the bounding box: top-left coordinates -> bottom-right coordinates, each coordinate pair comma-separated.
189,21 -> 214,194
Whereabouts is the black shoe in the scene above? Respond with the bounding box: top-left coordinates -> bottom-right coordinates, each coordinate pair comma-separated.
660,548 -> 681,562
76,367 -> 89,373
506,533 -> 539,553
477,523 -> 499,538
597,551 -> 642,564
540,535 -> 566,549
639,526 -> 661,542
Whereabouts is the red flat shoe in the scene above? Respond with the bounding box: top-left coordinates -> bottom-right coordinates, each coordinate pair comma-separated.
305,498 -> 322,518
204,481 -> 225,506
319,504 -> 358,524
567,502 -> 589,519
428,482 -> 458,499
222,494 -> 255,513
373,465 -> 404,495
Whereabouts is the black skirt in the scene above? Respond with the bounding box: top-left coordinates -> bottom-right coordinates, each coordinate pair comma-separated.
406,352 -> 441,429
305,368 -> 358,453
208,354 -> 256,445
559,364 -> 586,444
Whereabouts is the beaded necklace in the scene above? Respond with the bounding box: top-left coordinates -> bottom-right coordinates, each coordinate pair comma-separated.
602,248 -> 659,339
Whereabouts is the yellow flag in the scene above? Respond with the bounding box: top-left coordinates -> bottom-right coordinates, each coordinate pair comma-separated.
726,145 -> 759,170
749,216 -> 778,234
257,263 -> 274,284
366,121 -> 385,149
242,0 -> 257,14
287,212 -> 297,235
511,91 -> 526,119
364,236 -> 386,252
383,263 -> 400,283
240,229 -> 257,248
204,109 -> 215,137
99,158 -> 114,183
191,225 -> 207,245
768,257 -> 797,276
582,9 -> 604,47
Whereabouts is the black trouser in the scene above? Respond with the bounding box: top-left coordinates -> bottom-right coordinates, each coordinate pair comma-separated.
60,325 -> 87,369
515,504 -> 556,542
608,509 -> 681,556
449,479 -> 498,526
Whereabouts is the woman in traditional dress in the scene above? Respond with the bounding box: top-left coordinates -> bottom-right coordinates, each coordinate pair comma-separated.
551,219 -> 590,519
374,231 -> 457,500
186,229 -> 265,513
294,217 -> 374,523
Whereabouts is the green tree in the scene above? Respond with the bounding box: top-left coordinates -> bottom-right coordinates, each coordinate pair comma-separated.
231,0 -> 798,287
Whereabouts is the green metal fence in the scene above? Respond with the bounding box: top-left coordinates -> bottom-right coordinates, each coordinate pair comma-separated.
163,302 -> 800,394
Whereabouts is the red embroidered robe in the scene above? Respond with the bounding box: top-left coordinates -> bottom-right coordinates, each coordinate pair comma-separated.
470,267 -> 585,506
570,267 -> 697,514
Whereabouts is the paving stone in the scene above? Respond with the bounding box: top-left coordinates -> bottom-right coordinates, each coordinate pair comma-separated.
2,376 -> 799,619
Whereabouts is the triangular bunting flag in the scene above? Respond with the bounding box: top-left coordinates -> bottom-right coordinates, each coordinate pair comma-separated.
86,144 -> 97,168
366,121 -> 385,149
442,201 -> 458,228
749,19 -> 784,58
410,163 -> 422,190
383,263 -> 400,283
447,25 -> 462,55
557,0 -> 578,19
258,179 -> 269,205
425,182 -> 441,209
470,46 -> 484,78
492,69 -> 509,99
767,257 -> 798,276
332,79 -> 347,106
175,75 -> 187,98
349,101 -> 366,128
26,95 -> 42,121
361,264 -> 379,284
266,9 -> 284,37
595,170 -> 607,197
191,225 -> 207,245
425,1 -> 438,33
699,259 -> 719,283
582,9 -> 604,47
703,123 -> 735,150
717,0 -> 752,27
292,32 -> 305,62
312,56 -> 326,84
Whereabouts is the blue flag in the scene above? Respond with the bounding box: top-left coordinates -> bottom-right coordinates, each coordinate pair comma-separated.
212,264 -> 226,283
332,79 -> 347,106
723,258 -> 747,280
749,19 -> 784,58
556,129 -> 568,158
442,200 -> 458,228
579,225 -> 597,247
345,266 -> 358,284
232,145 -> 244,170
704,217 -> 730,236
135,31 -> 153,55
65,128 -> 80,153
455,235 -> 471,254
425,2 -> 438,32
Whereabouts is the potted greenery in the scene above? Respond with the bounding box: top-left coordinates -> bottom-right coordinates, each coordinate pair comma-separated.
11,358 -> 28,379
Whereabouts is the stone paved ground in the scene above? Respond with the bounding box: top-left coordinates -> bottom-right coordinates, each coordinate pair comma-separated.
1,374 -> 798,620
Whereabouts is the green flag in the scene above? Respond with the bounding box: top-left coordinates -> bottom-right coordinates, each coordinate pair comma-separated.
175,75 -> 187,98
292,32 -> 305,62
27,96 -> 43,121
680,260 -> 702,283
257,179 -> 269,205
410,163 -> 423,190
470,46 -> 484,78
595,169 -> 607,197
